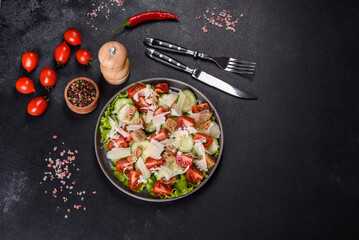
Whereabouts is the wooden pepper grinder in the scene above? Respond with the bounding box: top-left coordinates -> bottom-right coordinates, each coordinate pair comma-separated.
98,41 -> 130,85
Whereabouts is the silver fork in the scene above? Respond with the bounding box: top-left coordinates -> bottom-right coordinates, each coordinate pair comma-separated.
144,37 -> 256,75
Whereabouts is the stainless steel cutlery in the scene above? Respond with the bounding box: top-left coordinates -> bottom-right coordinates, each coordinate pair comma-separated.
145,48 -> 256,99
144,37 -> 256,75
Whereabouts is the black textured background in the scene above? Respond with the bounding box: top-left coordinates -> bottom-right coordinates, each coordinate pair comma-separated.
1,0 -> 359,239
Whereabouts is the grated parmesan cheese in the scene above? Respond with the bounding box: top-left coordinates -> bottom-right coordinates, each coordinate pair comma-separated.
126,125 -> 144,131
145,110 -> 154,123
194,156 -> 208,172
166,92 -> 178,107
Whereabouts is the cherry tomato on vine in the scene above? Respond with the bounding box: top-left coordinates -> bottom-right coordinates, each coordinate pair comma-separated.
21,51 -> 38,72
76,49 -> 92,65
39,67 -> 57,87
54,41 -> 71,66
64,28 -> 82,46
15,77 -> 35,94
27,97 -> 48,116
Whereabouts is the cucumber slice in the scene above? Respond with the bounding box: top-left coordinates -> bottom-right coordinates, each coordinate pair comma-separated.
190,148 -> 198,156
131,139 -> 150,160
117,103 -> 140,124
176,135 -> 194,153
158,94 -> 170,110
206,137 -> 219,155
182,89 -> 197,113
156,160 -> 185,181
156,166 -> 172,181
130,139 -> 150,152
165,160 -> 184,172
142,114 -> 156,133
114,98 -> 134,112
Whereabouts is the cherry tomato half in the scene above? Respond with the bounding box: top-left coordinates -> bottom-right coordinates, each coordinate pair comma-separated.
145,157 -> 164,170
152,180 -> 172,196
149,129 -> 167,142
154,83 -> 170,93
127,83 -> 145,99
177,116 -> 196,129
27,97 -> 48,116
15,77 -> 35,94
115,158 -> 134,174
107,136 -> 128,150
176,153 -> 194,168
22,51 -> 38,72
64,28 -> 82,46
186,166 -> 204,184
153,106 -> 168,119
40,67 -> 57,87
128,170 -> 143,190
135,96 -> 151,113
192,103 -> 210,113
193,133 -> 213,148
54,41 -> 71,66
76,49 -> 92,65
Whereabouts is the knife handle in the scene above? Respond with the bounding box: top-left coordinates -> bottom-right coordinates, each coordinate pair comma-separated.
145,48 -> 193,74
144,38 -> 191,55
144,37 -> 211,60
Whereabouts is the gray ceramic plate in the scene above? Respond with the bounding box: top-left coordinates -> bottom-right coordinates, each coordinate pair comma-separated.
94,78 -> 224,202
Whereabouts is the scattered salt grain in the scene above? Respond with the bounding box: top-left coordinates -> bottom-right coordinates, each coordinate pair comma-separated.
86,0 -> 125,30
197,7 -> 243,33
40,135 -> 97,219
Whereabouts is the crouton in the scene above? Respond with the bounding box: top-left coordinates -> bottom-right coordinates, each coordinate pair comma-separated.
200,120 -> 212,131
165,145 -> 177,155
130,129 -> 146,143
205,153 -> 216,169
164,118 -> 177,133
128,147 -> 143,163
131,117 -> 145,127
161,176 -> 177,184
163,152 -> 176,162
124,105 -> 138,122
194,112 -> 212,123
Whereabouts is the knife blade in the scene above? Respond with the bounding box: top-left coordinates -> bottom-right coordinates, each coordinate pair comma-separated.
145,48 -> 256,99
192,70 -> 256,99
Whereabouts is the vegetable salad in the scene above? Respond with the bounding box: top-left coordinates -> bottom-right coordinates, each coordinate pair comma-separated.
99,82 -> 220,198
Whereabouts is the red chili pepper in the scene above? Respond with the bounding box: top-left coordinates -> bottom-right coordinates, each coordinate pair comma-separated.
113,11 -> 179,32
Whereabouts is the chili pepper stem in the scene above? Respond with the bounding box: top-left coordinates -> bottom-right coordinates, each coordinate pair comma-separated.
113,20 -> 131,32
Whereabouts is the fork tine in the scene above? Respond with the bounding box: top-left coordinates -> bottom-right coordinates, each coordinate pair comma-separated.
225,68 -> 255,74
229,58 -> 256,65
227,62 -> 256,69
226,64 -> 255,71
226,66 -> 254,72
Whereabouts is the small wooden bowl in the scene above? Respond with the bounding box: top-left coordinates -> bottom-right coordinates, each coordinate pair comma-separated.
64,77 -> 100,114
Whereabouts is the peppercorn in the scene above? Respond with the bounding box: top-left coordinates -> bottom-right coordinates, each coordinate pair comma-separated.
67,80 -> 96,107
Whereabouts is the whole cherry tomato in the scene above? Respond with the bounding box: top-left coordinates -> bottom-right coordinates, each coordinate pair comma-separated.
54,41 -> 71,66
64,28 -> 82,46
76,49 -> 92,65
27,97 -> 48,116
15,77 -> 35,94
39,67 -> 57,87
22,51 -> 38,72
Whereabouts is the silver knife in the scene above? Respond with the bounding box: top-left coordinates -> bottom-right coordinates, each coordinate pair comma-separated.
145,48 -> 256,99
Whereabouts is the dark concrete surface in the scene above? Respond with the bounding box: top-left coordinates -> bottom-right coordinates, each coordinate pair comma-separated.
1,0 -> 359,239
